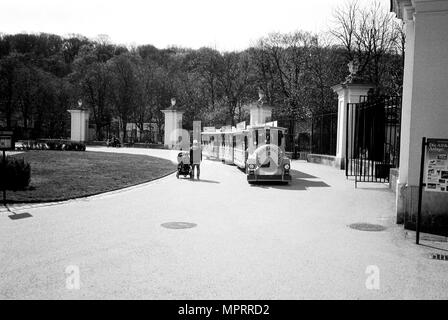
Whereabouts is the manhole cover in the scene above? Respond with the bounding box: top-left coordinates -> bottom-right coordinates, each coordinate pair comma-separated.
349,223 -> 386,232
161,222 -> 197,229
8,212 -> 33,220
430,253 -> 448,261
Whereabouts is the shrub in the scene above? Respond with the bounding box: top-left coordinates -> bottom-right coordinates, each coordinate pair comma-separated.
63,142 -> 86,151
47,141 -> 61,150
0,157 -> 31,191
16,141 -> 47,151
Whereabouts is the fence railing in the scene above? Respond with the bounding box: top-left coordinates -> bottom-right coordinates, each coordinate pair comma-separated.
311,112 -> 338,156
346,95 -> 402,185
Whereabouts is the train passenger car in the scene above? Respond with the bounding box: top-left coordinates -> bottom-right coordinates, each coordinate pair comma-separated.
223,132 -> 235,164
218,133 -> 226,162
233,130 -> 249,169
245,125 -> 291,183
201,132 -> 220,160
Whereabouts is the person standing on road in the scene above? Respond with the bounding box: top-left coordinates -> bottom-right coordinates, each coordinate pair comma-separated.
190,139 -> 202,179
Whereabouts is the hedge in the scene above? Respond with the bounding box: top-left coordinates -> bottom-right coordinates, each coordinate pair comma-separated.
16,140 -> 86,152
0,157 -> 31,191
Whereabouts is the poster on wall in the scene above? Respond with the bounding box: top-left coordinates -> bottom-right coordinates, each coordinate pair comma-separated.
424,138 -> 448,192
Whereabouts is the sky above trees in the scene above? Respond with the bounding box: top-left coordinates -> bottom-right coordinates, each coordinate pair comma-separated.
1,0 -> 391,52
0,0 -> 403,145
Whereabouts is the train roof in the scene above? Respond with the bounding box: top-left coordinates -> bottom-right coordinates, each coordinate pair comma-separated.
247,125 -> 288,131
201,124 -> 287,136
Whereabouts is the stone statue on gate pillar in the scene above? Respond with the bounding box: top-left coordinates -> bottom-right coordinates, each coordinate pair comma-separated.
344,58 -> 364,84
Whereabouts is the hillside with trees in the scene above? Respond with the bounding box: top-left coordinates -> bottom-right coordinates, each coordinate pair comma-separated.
0,0 -> 404,143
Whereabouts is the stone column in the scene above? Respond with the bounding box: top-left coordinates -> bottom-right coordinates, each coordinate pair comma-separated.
249,105 -> 272,126
249,90 -> 273,126
392,0 -> 448,230
162,98 -> 185,149
67,109 -> 90,142
396,4 -> 415,223
331,83 -> 373,169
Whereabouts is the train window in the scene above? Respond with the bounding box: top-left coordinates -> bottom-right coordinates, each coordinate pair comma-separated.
244,136 -> 248,150
255,130 -> 258,146
278,130 -> 283,146
266,129 -> 270,144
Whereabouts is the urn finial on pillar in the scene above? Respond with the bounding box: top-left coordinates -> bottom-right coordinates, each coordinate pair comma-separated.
344,59 -> 363,84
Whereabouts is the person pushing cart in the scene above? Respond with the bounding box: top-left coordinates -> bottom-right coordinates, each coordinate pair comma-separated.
190,139 -> 202,180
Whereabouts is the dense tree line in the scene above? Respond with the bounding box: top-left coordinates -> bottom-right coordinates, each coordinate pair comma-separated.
0,1 -> 403,142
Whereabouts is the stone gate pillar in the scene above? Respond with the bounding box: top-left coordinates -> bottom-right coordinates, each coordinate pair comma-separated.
250,89 -> 273,126
331,62 -> 373,170
162,98 -> 185,149
68,100 -> 90,142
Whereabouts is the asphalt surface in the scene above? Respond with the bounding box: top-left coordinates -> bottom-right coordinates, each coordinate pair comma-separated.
0,147 -> 447,299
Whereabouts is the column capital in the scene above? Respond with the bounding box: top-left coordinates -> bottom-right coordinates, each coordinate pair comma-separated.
161,109 -> 185,115
392,0 -> 413,21
393,0 -> 448,21
331,83 -> 374,95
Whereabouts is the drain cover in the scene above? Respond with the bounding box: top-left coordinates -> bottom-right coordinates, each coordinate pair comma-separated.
8,213 -> 33,220
430,253 -> 448,261
161,222 -> 197,229
349,223 -> 386,232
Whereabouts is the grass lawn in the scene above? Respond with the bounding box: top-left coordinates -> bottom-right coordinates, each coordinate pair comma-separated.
6,150 -> 176,203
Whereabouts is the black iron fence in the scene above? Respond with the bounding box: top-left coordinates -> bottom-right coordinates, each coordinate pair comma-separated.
311,112 -> 337,156
346,95 -> 402,186
277,118 -> 296,153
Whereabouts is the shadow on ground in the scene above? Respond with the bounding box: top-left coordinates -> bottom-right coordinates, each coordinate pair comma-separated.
181,178 -> 220,184
419,243 -> 448,253
249,169 -> 330,191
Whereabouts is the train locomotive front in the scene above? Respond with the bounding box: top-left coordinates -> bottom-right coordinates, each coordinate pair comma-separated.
245,126 -> 291,184
201,124 -> 291,184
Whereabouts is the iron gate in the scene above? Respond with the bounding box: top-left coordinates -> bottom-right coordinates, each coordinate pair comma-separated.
346,96 -> 402,187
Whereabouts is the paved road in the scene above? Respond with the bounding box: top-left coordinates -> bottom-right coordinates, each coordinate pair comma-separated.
0,147 -> 447,299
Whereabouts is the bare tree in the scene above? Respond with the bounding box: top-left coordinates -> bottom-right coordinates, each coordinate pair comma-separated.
331,0 -> 359,60
217,51 -> 252,125
330,0 -> 404,92
256,31 -> 316,119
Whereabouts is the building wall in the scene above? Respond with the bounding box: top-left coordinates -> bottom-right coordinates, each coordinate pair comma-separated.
394,0 -> 448,234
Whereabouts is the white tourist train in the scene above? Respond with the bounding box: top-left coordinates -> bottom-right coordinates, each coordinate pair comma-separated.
201,121 -> 292,184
